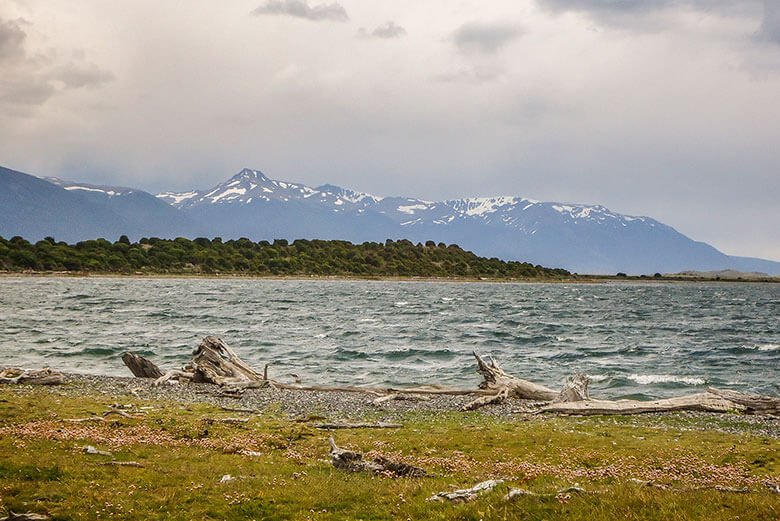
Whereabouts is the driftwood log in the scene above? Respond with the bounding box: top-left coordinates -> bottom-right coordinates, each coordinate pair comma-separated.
0,368 -> 64,386
128,336 -> 270,389
328,437 -> 425,477
121,336 -> 780,417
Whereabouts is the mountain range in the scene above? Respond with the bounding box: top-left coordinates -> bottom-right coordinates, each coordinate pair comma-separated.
2,165 -> 778,275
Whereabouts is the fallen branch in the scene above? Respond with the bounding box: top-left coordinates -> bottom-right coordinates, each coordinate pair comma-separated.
328,437 -> 425,477
204,417 -> 249,425
314,422 -> 403,430
102,461 -> 144,468
505,485 -> 588,501
428,479 -> 504,502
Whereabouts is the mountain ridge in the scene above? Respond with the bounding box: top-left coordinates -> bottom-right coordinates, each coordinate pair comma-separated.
2,165 -> 778,275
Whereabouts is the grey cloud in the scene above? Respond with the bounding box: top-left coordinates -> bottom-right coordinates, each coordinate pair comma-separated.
450,22 -> 523,54
55,62 -> 114,88
0,76 -> 56,105
434,67 -> 503,84
536,0 -> 762,28
0,17 -> 113,114
251,0 -> 348,22
0,18 -> 27,62
369,21 -> 407,39
758,0 -> 780,44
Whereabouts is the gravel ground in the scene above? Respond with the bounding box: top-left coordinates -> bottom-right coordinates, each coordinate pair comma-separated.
10,373 -> 780,438
54,373 -> 542,419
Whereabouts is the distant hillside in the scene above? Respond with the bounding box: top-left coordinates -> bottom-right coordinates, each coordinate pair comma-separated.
0,166 -> 205,243
46,178 -> 207,240
670,270 -> 779,281
3,164 -> 780,275
0,235 -> 571,279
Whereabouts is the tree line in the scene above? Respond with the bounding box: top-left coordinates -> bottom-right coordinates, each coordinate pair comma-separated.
0,235 -> 571,279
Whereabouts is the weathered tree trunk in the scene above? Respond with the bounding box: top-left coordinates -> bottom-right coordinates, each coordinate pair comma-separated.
0,368 -> 64,385
121,352 -> 163,378
541,392 -> 744,415
472,352 -> 558,401
149,336 -> 268,388
189,336 -> 265,385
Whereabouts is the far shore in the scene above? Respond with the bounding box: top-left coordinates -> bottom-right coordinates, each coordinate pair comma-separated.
1,270 -> 778,284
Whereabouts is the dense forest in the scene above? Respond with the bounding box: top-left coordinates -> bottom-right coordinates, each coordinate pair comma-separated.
0,235 -> 571,279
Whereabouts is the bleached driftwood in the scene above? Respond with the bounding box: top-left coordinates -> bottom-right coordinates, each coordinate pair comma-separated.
541,392 -> 744,416
0,368 -> 64,386
427,479 -> 504,502
328,437 -> 425,477
82,445 -> 112,456
706,388 -> 780,417
102,461 -> 144,468
121,352 -> 163,378
0,513 -> 51,521
147,336 -> 268,389
504,485 -> 588,501
120,336 -> 780,418
472,353 -> 558,401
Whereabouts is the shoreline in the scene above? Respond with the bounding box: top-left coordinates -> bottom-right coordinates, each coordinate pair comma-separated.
18,372 -> 780,438
1,270 -> 778,284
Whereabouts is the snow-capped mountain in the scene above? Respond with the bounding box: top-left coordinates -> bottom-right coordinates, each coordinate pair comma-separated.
3,164 -> 778,274
45,178 -> 139,198
158,168 -> 382,211
45,177 -> 206,239
155,168 -> 780,275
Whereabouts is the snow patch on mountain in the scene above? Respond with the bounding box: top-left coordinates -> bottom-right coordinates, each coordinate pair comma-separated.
46,178 -> 137,198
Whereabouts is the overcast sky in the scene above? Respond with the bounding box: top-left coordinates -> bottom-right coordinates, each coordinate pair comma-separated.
2,0 -> 779,260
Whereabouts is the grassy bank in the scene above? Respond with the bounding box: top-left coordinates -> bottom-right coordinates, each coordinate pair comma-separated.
1,384 -> 779,520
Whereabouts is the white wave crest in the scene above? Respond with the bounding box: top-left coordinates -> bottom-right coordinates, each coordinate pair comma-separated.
756,343 -> 780,352
627,374 -> 706,386
586,374 -> 609,383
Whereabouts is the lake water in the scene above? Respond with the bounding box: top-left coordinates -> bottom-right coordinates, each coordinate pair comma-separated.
1,277 -> 778,399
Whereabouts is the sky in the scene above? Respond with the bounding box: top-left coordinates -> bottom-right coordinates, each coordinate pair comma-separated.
1,0 -> 779,261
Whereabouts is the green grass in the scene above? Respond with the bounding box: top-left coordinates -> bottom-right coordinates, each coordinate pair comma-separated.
1,388 -> 778,520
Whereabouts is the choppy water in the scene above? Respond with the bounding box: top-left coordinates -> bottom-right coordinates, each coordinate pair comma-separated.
1,277 -> 778,399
